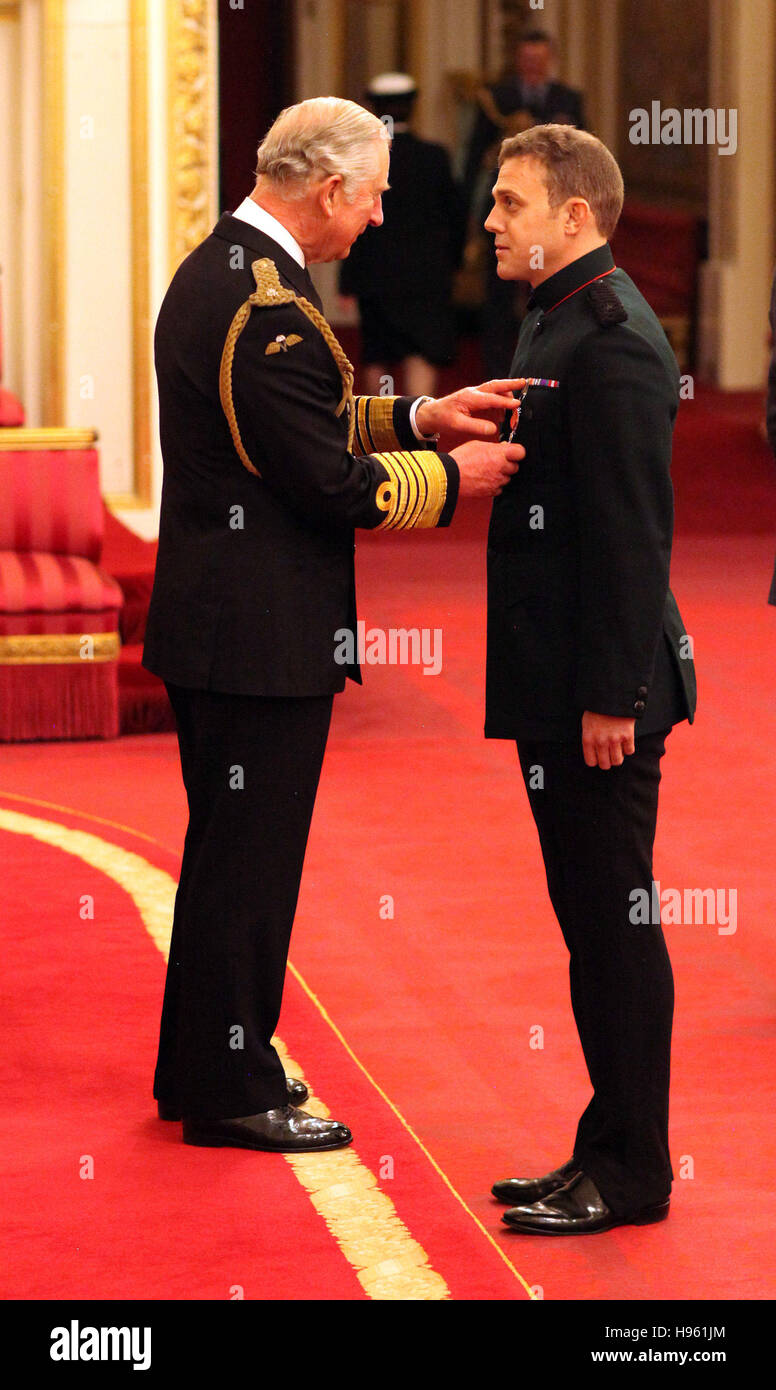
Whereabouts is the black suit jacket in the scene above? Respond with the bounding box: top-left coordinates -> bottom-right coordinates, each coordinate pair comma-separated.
485,244 -> 697,741
339,131 -> 465,302
143,215 -> 459,697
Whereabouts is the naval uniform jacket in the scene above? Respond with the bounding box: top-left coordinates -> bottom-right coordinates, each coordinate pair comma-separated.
143,215 -> 460,697
485,243 -> 697,741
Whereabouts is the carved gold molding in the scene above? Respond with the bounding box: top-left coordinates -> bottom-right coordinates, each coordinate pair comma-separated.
41,1 -> 152,506
129,0 -> 152,506
167,0 -> 218,274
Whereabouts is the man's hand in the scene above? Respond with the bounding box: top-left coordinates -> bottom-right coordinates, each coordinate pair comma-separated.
416,379 -> 527,440
582,712 -> 636,769
452,439 -> 523,498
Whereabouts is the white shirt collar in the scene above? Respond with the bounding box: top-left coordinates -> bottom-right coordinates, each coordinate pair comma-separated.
232,196 -> 306,269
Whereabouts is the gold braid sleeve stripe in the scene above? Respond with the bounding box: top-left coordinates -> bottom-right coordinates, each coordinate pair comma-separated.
373,450 -> 448,531
353,395 -> 402,455
219,257 -> 356,478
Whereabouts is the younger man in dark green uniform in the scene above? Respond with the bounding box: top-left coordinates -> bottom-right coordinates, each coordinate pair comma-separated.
483,125 -> 696,1233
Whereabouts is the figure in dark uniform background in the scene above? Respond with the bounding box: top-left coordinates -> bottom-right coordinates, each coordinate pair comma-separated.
339,72 -> 466,399
482,125 -> 697,1234
462,29 -> 585,378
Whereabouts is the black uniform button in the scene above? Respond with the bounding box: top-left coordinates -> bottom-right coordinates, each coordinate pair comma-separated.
637,685 -> 648,698
634,699 -> 646,716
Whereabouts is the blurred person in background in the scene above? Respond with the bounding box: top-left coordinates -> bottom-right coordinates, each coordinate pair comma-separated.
339,72 -> 466,398
462,29 -> 585,377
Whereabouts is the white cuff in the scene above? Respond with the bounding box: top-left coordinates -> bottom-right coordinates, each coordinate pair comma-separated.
410,395 -> 439,441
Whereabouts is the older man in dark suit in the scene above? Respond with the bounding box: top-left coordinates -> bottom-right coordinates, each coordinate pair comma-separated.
482,125 -> 696,1233
143,96 -> 523,1154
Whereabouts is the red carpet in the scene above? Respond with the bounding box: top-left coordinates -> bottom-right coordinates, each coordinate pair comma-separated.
0,818 -> 525,1300
2,381 -> 775,1302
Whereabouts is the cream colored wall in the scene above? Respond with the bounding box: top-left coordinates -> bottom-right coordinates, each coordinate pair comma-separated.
699,0 -> 775,388
0,0 -> 45,422
408,0 -> 482,149
0,4 -> 23,398
63,0 -> 134,496
144,0 -> 168,524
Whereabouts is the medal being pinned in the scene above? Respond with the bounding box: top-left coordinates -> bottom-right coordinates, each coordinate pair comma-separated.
508,377 -> 560,440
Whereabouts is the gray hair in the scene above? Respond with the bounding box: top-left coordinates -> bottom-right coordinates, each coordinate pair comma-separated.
255,97 -> 390,201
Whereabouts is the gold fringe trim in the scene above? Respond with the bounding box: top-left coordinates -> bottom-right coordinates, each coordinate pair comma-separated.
373,450 -> 448,530
219,256 -> 355,478
0,632 -> 120,665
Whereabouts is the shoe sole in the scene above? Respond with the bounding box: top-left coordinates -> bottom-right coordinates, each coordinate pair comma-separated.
182,1133 -> 353,1153
502,1199 -> 670,1235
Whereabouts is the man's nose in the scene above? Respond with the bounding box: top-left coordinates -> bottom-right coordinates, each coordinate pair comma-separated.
370,198 -> 384,227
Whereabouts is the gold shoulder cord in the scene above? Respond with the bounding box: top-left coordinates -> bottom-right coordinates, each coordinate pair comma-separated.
476,86 -> 511,130
219,257 -> 355,478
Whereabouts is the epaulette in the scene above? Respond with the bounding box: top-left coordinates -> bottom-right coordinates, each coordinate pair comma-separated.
588,279 -> 628,327
219,257 -> 355,476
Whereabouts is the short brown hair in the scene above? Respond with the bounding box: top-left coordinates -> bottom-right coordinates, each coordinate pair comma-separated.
498,124 -> 624,240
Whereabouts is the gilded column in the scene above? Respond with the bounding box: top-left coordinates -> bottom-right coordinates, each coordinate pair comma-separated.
166,0 -> 219,274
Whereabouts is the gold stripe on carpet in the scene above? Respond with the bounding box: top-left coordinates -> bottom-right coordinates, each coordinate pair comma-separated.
0,807 -> 453,1300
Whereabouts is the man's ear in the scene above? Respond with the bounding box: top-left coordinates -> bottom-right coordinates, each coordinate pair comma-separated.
563,196 -> 593,237
318,173 -> 344,219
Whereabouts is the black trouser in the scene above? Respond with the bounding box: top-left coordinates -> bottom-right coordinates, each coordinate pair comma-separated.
516,729 -> 674,1215
154,683 -> 333,1119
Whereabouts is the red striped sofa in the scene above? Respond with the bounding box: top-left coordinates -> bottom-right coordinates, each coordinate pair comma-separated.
0,429 -> 124,740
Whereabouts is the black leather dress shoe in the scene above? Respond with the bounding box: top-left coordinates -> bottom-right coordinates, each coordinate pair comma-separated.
501,1171 -> 670,1235
182,1105 -> 352,1152
491,1157 -> 580,1206
157,1075 -> 309,1121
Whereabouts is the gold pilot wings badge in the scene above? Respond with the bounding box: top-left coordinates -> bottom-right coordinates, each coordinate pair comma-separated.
265,333 -> 303,354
